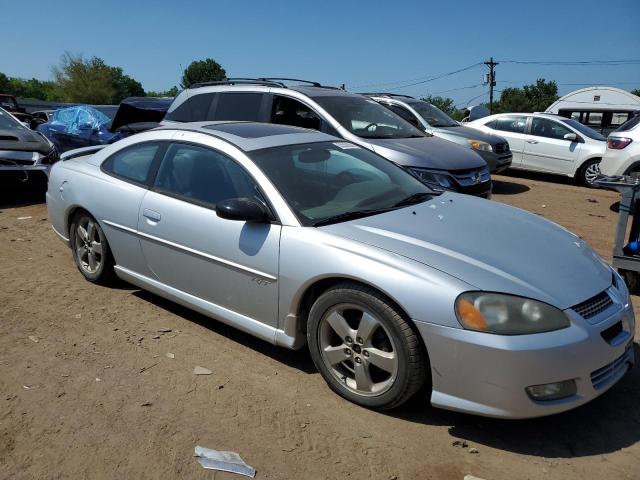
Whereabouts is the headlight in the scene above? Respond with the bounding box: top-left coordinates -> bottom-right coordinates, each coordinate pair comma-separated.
455,292 -> 570,335
467,140 -> 493,152
409,168 -> 452,190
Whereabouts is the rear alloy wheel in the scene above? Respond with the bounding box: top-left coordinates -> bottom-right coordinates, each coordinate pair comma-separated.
307,283 -> 427,410
578,159 -> 601,187
69,212 -> 115,284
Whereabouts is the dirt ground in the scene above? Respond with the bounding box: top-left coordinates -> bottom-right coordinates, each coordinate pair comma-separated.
1,171 -> 638,480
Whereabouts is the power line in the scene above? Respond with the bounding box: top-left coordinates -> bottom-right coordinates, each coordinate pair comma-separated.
423,83 -> 485,96
497,59 -> 640,66
351,62 -> 482,90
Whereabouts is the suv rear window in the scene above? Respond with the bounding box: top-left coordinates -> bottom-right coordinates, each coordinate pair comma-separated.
615,114 -> 640,132
213,93 -> 264,121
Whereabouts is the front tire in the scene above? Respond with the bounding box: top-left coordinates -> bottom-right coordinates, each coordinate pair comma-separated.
307,283 -> 427,410
577,159 -> 601,187
69,212 -> 115,284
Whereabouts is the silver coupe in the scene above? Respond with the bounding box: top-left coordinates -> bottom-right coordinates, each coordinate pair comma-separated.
47,121 -> 635,418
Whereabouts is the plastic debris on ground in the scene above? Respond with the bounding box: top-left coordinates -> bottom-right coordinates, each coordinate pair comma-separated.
193,366 -> 212,375
194,446 -> 256,477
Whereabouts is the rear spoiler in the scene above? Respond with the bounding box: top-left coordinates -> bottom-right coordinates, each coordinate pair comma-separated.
60,145 -> 107,161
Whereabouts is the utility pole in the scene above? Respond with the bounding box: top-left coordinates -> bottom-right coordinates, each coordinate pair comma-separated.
484,57 -> 498,114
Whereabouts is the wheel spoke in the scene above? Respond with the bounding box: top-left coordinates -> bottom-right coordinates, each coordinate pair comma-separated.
366,348 -> 396,373
326,311 -> 353,340
87,221 -> 96,241
91,241 -> 103,256
88,252 -> 98,271
357,312 -> 378,344
354,362 -> 373,392
77,225 -> 88,242
76,246 -> 87,264
323,345 -> 349,366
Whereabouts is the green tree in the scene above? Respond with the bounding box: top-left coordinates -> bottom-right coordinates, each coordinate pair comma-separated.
52,52 -> 146,104
631,88 -> 640,97
146,86 -> 179,97
0,72 -> 9,93
181,58 -> 226,88
493,79 -> 558,113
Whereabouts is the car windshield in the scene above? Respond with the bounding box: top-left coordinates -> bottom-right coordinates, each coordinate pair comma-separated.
251,141 -> 434,226
0,108 -> 25,130
408,100 -> 458,128
311,95 -> 425,139
559,118 -> 606,141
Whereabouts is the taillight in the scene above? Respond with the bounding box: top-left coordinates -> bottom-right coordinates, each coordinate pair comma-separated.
607,137 -> 633,149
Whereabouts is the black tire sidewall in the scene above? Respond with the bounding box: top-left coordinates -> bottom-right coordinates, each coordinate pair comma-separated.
307,286 -> 418,409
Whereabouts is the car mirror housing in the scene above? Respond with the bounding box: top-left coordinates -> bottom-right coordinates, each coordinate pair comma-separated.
216,197 -> 270,222
563,132 -> 579,142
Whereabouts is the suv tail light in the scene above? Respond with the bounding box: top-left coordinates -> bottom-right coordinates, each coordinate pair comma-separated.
607,137 -> 633,150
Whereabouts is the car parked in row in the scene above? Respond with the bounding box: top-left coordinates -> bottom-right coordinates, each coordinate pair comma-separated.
47,121 -> 634,418
162,78 -> 493,197
363,93 -> 512,173
599,114 -> 640,177
468,112 -> 606,185
37,98 -> 172,153
0,107 -> 58,180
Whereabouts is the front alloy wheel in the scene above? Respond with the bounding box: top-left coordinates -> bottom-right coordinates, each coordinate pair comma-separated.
308,283 -> 427,410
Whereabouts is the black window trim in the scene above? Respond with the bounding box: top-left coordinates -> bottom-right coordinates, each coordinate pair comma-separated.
149,140 -> 280,224
211,91 -> 271,122
100,140 -> 168,189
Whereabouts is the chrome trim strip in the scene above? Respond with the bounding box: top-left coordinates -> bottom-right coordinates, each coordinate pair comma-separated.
102,219 -> 277,281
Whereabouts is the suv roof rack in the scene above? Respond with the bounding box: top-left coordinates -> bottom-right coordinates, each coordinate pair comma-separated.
188,77 -> 343,90
359,92 -> 416,99
188,78 -> 286,89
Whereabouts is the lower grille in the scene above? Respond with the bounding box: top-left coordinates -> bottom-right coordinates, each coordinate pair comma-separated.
591,347 -> 632,390
0,158 -> 35,166
572,290 -> 613,320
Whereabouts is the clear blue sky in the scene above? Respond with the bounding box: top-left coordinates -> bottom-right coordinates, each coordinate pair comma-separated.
2,0 -> 639,106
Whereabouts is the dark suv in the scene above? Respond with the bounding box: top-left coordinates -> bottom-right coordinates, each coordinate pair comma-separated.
162,78 -> 492,197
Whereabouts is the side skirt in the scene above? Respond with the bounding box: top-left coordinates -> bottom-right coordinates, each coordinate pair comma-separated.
114,265 -> 302,349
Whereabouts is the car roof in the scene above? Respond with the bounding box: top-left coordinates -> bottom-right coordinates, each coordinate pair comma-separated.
158,121 -> 340,152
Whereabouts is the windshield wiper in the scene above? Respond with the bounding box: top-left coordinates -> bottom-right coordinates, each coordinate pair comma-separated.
392,192 -> 433,207
312,208 -> 395,227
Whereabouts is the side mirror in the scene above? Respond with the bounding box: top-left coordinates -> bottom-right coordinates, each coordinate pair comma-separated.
78,122 -> 93,130
563,133 -> 578,142
216,198 -> 270,222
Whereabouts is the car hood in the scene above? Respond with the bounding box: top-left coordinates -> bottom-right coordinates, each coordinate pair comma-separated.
367,136 -> 487,171
320,192 -> 611,310
0,128 -> 51,153
434,125 -> 506,146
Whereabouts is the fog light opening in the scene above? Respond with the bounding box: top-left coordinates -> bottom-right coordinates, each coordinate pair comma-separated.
526,379 -> 577,401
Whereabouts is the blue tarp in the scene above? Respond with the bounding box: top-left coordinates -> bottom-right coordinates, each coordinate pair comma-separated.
50,106 -> 111,136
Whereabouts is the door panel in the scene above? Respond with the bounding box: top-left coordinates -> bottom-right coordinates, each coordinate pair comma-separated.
523,118 -> 581,174
487,116 -> 528,166
138,191 -> 281,327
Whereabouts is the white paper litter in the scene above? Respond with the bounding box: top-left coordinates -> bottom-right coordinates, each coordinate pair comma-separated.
17,216 -> 32,220
194,446 -> 256,477
193,366 -> 212,375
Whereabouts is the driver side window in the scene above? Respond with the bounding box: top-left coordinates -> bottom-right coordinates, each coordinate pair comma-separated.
384,104 -> 421,128
531,118 -> 572,140
271,96 -> 321,131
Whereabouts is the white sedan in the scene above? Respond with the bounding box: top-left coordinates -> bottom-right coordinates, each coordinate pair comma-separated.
468,113 -> 606,185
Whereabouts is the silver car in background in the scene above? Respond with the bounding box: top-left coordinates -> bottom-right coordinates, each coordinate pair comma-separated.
47,121 -> 634,418
365,93 -> 513,173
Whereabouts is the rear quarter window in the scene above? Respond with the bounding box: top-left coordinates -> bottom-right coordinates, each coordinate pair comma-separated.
102,143 -> 160,185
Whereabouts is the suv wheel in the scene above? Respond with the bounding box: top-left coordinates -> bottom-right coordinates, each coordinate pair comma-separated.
307,282 -> 427,410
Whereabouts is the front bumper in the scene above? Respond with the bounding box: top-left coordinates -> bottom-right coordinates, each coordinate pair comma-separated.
0,148 -> 58,178
415,291 -> 635,419
477,150 -> 513,174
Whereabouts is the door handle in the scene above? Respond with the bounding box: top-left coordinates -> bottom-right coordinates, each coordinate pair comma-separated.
143,209 -> 161,222
526,139 -> 538,144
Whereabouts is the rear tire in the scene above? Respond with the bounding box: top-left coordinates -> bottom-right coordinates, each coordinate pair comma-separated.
69,212 -> 115,284
577,159 -> 601,187
307,282 -> 427,410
